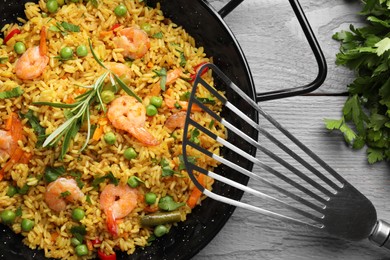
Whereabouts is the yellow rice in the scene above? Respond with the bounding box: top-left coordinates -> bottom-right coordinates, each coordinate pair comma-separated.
0,0 -> 225,259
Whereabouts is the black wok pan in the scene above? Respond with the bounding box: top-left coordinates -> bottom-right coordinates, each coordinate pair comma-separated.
0,0 -> 326,259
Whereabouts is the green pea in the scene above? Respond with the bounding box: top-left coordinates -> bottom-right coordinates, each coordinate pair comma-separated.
14,42 -> 26,55
127,176 -> 139,188
154,224 -> 168,237
104,132 -> 116,145
41,12 -> 48,18
124,147 -> 137,160
60,46 -> 73,60
76,45 -> 88,57
150,96 -> 163,108
141,23 -> 151,34
145,192 -> 157,205
21,219 -> 35,232
6,185 -> 17,197
75,244 -> 89,256
71,237 -> 81,246
18,184 -> 29,195
146,104 -> 158,116
114,4 -> 127,17
46,0 -> 59,13
0,210 -> 16,225
101,90 -> 115,104
72,208 -> 85,221
56,0 -> 65,6
102,82 -> 118,93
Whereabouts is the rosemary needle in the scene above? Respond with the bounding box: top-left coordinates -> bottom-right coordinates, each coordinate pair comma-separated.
33,40 -> 141,159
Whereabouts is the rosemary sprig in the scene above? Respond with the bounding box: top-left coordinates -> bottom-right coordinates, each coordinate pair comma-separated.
33,40 -> 141,159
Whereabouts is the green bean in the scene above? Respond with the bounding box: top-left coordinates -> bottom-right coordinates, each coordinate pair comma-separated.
140,210 -> 182,227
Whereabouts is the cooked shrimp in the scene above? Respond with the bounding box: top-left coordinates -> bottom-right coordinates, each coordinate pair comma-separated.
107,95 -> 160,146
0,113 -> 31,180
15,26 -> 49,80
165,111 -> 191,131
0,130 -> 13,160
105,62 -> 132,80
100,184 -> 138,236
44,178 -> 84,212
113,26 -> 150,60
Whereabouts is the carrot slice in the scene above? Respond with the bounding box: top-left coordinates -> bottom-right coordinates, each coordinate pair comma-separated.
187,174 -> 206,209
39,26 -> 47,56
92,117 -> 107,141
0,147 -> 24,181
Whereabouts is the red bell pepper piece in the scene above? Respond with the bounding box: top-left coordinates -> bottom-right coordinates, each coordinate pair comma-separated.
97,250 -> 116,260
111,23 -> 121,35
190,62 -> 209,82
4,28 -> 21,44
90,238 -> 102,246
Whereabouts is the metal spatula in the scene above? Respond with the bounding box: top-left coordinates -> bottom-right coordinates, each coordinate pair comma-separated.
181,63 -> 390,250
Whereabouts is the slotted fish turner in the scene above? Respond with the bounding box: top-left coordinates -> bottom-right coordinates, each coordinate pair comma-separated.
182,63 -> 390,250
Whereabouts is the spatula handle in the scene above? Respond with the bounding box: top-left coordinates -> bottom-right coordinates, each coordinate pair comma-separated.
369,220 -> 390,250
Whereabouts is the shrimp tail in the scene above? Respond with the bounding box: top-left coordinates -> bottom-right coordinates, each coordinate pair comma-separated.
106,207 -> 118,236
130,127 -> 160,146
39,26 -> 47,56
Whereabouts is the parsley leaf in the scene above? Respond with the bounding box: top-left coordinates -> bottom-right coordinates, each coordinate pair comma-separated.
328,0 -> 390,163
153,68 -> 167,91
0,57 -> 8,64
0,86 -> 23,99
152,32 -> 163,39
160,158 -> 178,177
92,172 -> 119,188
21,110 -> 46,147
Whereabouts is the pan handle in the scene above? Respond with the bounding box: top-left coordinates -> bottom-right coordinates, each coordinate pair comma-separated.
215,0 -> 327,102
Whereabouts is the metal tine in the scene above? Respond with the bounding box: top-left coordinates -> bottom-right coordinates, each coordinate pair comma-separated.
195,63 -> 346,189
189,161 -> 325,228
189,79 -> 335,203
185,134 -> 325,221
190,98 -> 334,201
187,117 -> 327,211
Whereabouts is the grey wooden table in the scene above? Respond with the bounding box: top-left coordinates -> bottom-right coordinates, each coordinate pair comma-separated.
193,0 -> 390,259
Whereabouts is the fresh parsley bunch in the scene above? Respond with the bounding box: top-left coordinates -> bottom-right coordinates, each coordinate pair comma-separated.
325,0 -> 390,163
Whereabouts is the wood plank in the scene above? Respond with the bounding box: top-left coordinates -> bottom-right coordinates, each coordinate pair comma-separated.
194,96 -> 390,259
208,0 -> 365,94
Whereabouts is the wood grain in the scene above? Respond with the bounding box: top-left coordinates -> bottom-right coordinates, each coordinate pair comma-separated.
194,1 -> 390,259
194,96 -> 390,260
